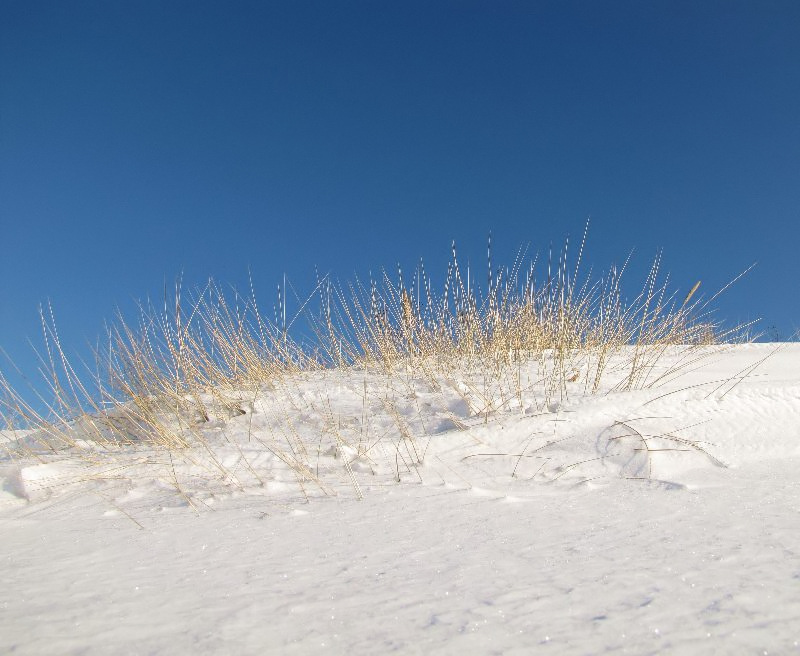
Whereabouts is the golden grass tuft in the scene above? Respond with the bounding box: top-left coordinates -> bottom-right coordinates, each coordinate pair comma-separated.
0,233 -> 752,503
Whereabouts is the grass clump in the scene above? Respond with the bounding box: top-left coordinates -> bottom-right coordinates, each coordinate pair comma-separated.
0,230 -> 749,504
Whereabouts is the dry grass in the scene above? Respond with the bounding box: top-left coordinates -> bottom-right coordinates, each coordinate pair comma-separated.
0,233 -> 750,502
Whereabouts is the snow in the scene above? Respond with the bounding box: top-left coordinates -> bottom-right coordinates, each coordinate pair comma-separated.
2,344 -> 800,654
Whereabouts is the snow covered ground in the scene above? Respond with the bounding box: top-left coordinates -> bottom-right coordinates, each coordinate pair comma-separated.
2,344 -> 800,654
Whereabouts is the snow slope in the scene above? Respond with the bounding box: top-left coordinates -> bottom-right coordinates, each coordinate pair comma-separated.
2,344 -> 799,654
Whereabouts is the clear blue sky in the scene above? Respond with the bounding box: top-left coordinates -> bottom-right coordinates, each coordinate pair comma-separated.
2,0 -> 799,383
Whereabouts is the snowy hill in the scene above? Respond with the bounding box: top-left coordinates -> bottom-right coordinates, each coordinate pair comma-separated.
2,343 -> 799,654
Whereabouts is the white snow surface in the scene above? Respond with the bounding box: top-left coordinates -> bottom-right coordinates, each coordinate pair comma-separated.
2,344 -> 800,654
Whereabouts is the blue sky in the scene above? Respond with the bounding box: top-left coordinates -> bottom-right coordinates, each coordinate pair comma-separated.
1,0 -> 799,384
